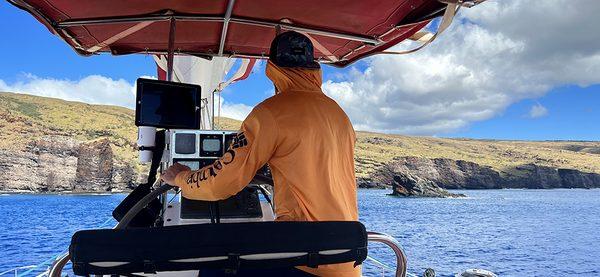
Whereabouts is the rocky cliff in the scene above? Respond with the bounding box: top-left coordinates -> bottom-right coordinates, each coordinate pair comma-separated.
360,156 -> 600,191
0,92 -> 142,193
0,136 -> 139,192
508,164 -> 600,189
1,92 -> 599,193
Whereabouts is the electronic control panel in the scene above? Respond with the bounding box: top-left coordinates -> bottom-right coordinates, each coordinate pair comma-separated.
161,130 -> 265,222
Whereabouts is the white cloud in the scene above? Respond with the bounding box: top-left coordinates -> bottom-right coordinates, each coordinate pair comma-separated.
528,103 -> 548,118
220,102 -> 253,121
322,0 -> 600,135
214,93 -> 253,121
0,74 -> 136,108
0,74 -> 253,121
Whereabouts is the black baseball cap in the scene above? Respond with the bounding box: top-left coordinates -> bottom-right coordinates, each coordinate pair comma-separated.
269,31 -> 320,69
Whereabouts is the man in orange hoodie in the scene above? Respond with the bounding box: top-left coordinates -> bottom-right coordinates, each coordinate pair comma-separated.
162,31 -> 360,277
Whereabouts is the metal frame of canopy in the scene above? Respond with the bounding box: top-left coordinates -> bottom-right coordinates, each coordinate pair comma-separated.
7,0 -> 484,68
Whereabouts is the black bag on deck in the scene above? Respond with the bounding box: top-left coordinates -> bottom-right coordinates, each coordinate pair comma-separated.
69,221 -> 368,275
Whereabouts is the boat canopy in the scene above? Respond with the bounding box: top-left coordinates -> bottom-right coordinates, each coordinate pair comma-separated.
8,0 -> 475,67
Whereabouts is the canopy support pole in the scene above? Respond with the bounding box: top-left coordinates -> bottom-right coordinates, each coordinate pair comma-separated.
212,90 -> 216,130
218,0 -> 236,56
166,17 -> 176,82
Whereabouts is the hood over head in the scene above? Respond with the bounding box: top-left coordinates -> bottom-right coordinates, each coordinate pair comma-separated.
265,61 -> 323,94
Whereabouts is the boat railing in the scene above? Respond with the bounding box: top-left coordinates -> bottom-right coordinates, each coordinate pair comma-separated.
0,265 -> 37,276
48,253 -> 69,277
367,232 -> 408,277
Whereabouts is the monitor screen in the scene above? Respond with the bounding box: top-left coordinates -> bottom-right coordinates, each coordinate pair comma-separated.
174,133 -> 196,154
199,134 -> 223,157
135,78 -> 201,129
174,159 -> 201,170
202,138 -> 221,152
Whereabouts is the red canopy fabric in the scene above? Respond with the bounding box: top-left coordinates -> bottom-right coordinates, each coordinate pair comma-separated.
9,0 -> 447,67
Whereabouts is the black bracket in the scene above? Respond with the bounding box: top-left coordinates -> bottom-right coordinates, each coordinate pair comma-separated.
307,252 -> 319,268
227,253 -> 240,271
138,146 -> 156,151
143,260 -> 157,273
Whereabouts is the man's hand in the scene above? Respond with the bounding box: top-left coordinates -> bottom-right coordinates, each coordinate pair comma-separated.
161,163 -> 191,186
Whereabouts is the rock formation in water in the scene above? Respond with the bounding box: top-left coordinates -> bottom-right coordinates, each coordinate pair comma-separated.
0,136 -> 79,192
386,171 -> 465,198
359,158 -> 464,197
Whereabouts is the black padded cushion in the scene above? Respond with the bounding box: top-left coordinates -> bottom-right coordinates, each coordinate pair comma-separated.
70,221 -> 367,275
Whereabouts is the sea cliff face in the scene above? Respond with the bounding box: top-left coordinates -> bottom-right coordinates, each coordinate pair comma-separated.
0,136 -> 140,192
0,92 -> 143,193
359,156 -> 600,191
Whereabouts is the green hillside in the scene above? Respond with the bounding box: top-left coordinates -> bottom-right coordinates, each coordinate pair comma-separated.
2,91 -> 599,182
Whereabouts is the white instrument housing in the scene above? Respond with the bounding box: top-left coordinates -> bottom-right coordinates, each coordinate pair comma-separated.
161,129 -> 275,225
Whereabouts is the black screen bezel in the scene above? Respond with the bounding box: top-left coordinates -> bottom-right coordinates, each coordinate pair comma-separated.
199,134 -> 224,157
135,78 -> 202,129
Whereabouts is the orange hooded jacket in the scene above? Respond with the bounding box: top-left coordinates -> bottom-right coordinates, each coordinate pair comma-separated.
175,61 -> 360,277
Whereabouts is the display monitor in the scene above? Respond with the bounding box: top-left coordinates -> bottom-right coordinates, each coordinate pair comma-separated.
135,78 -> 201,129
199,134 -> 223,157
174,133 -> 196,154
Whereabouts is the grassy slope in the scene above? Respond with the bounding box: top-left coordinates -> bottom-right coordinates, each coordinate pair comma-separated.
2,92 -> 599,180
353,132 -> 600,179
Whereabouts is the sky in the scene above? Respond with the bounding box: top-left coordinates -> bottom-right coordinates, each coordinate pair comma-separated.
0,0 -> 598,141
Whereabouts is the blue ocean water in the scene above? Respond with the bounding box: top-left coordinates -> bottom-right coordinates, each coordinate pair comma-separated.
1,189 -> 599,276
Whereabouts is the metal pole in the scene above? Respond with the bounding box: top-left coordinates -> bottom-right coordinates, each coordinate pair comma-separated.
218,0 -> 236,55
163,16 -> 177,227
166,17 -> 176,81
212,90 -> 216,130
230,17 -> 380,45
56,14 -> 380,45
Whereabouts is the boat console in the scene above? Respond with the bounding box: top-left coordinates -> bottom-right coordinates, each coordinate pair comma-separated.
161,129 -> 274,225
133,78 -> 276,225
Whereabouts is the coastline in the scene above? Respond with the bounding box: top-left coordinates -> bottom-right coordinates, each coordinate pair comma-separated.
0,190 -> 129,195
2,187 -> 599,196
